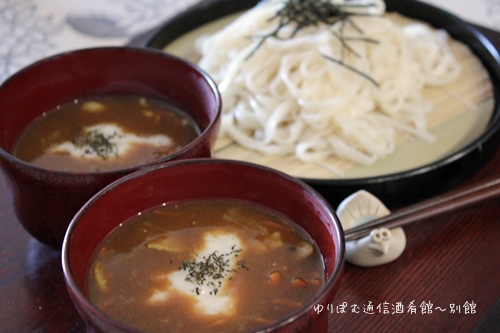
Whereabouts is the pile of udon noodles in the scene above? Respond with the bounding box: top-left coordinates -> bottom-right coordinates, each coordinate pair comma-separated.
196,0 -> 462,167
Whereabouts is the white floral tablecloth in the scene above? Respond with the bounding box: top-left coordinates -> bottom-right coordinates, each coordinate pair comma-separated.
422,0 -> 500,31
0,0 -> 498,85
0,0 -> 200,83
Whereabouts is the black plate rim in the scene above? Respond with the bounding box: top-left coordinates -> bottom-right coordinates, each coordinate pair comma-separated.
144,0 -> 500,206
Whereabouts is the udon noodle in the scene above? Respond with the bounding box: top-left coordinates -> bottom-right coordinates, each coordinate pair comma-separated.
196,0 -> 461,165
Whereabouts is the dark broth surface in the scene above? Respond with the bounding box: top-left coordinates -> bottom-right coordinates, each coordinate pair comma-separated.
13,96 -> 199,172
87,199 -> 325,333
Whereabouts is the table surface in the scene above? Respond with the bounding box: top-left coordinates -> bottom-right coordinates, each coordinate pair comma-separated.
1,21 -> 500,333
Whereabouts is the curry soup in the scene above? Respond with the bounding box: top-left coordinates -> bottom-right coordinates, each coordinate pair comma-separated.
12,96 -> 199,172
87,199 -> 325,333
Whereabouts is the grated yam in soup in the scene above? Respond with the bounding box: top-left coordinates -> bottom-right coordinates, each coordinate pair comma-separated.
12,96 -> 199,172
87,199 -> 325,333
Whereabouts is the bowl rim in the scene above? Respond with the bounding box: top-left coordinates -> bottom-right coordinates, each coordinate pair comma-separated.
143,0 -> 500,207
0,46 -> 222,176
61,158 -> 346,333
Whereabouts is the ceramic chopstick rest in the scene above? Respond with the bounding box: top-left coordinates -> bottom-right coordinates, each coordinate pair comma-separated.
336,190 -> 406,267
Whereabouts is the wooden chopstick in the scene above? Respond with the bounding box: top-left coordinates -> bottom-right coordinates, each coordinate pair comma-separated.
343,175 -> 500,241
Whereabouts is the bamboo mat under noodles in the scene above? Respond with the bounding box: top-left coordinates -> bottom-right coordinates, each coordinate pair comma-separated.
166,12 -> 495,180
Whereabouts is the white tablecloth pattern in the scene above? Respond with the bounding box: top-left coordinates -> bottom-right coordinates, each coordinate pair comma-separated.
0,0 -> 200,83
422,0 -> 500,32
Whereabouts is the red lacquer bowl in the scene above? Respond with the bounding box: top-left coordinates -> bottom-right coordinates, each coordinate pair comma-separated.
62,158 -> 345,333
0,47 -> 221,249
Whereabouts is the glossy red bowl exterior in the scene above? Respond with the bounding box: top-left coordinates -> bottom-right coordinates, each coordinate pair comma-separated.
0,47 -> 221,249
62,158 -> 345,333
